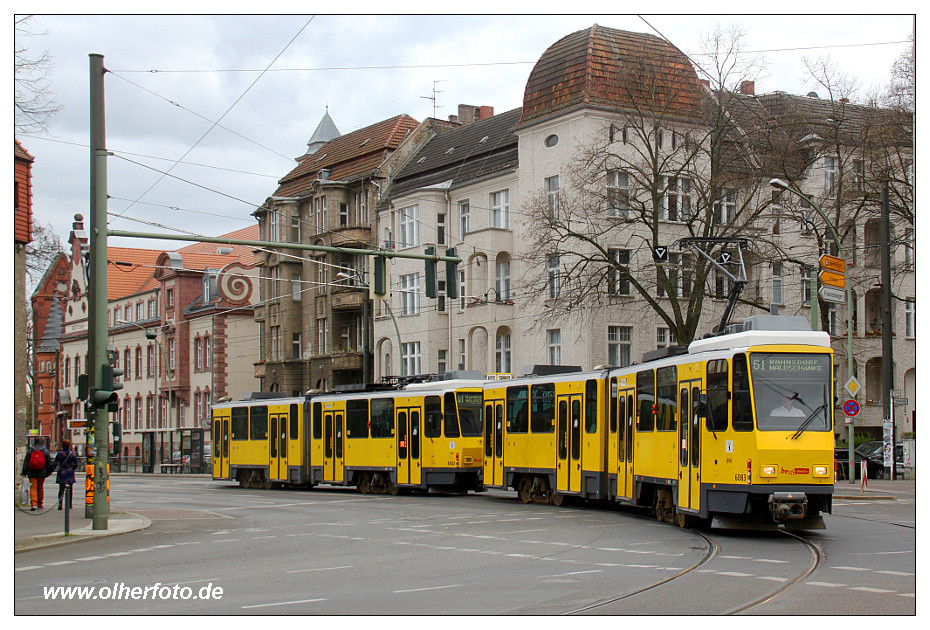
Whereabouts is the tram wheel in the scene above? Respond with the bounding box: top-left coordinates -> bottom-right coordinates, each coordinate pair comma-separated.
676,512 -> 691,528
550,492 -> 565,507
389,482 -> 400,496
358,474 -> 371,495
518,479 -> 532,504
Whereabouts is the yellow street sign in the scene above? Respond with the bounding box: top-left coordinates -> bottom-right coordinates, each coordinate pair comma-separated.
820,254 -> 846,273
819,269 -> 846,289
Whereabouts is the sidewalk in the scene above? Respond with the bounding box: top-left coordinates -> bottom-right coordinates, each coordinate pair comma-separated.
14,505 -> 151,553
832,477 -> 914,500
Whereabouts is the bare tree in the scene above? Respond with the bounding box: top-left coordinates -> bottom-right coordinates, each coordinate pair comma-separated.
25,221 -> 65,287
15,15 -> 61,135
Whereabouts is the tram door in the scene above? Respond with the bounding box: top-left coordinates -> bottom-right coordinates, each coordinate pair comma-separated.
483,400 -> 504,488
677,380 -> 702,512
213,416 -> 230,479
556,394 -> 583,494
396,407 -> 422,487
616,387 -> 635,501
269,411 -> 288,481
323,411 -> 344,482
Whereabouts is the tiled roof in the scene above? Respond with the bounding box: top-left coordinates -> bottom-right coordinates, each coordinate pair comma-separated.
106,247 -> 163,299
273,114 -> 419,198
389,108 -> 522,198
178,224 -> 258,264
14,140 -> 34,244
520,25 -> 704,126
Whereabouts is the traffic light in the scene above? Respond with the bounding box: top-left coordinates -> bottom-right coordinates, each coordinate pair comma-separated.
424,246 -> 438,298
112,422 -> 122,451
370,255 -> 390,298
445,247 -> 458,299
90,363 -> 123,409
77,374 -> 88,401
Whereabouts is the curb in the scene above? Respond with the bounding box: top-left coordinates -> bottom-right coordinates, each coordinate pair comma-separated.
14,511 -> 152,554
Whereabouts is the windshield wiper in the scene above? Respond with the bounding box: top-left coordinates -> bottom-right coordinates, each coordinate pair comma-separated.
789,404 -> 826,440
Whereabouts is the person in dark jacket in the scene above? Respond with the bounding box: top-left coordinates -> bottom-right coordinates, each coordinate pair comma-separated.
51,439 -> 78,510
21,438 -> 53,510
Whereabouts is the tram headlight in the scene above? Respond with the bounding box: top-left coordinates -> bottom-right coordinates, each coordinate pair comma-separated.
813,465 -> 829,477
761,465 -> 777,477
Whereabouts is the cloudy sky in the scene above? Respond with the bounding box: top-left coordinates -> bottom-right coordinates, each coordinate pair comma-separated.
15,13 -> 914,256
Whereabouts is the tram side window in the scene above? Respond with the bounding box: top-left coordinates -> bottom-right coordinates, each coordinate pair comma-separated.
530,383 -> 556,433
506,386 -> 529,433
655,366 -> 677,431
370,398 -> 395,438
706,359 -> 729,431
443,392 -> 460,438
312,402 -> 322,440
231,407 -> 249,440
609,378 -> 618,434
290,404 -> 299,440
250,406 -> 268,440
425,396 -> 442,438
585,379 -> 598,433
346,399 -> 369,438
732,354 -> 753,431
636,370 -> 655,431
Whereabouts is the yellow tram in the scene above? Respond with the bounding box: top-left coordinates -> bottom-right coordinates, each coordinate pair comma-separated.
485,315 -> 835,529
212,374 -> 487,494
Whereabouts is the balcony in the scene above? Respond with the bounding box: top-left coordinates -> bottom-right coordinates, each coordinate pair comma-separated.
332,352 -> 363,371
330,227 -> 371,248
331,288 -> 366,311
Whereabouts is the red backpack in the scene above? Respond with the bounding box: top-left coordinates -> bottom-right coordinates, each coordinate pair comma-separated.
28,449 -> 46,471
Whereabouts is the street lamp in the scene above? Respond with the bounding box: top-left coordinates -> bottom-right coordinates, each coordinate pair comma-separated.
115,319 -> 173,442
769,178 -> 856,484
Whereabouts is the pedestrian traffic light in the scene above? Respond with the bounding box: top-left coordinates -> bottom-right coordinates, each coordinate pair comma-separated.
424,246 -> 438,298
445,247 -> 458,299
91,363 -> 123,409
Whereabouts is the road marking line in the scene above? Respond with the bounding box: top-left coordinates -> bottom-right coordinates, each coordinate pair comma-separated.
212,539 -> 239,543
831,566 -> 871,571
875,570 -> 914,576
849,587 -> 894,593
898,593 -> 915,598
717,571 -> 754,577
286,565 -> 352,574
500,529 -> 547,535
45,560 -> 79,565
394,584 -> 462,594
252,536 -> 277,540
753,558 -> 789,564
15,566 -> 44,571
75,556 -> 105,561
242,598 -> 326,609
807,582 -> 846,587
104,552 -> 132,557
756,576 -> 789,582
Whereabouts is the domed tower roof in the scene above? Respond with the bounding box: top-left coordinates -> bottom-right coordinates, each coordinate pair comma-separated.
519,24 -> 704,126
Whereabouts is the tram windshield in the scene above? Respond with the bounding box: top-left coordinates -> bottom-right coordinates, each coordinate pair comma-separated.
749,353 -> 832,432
456,391 -> 483,437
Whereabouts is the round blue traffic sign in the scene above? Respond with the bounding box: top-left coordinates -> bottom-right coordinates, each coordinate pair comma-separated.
843,399 -> 860,417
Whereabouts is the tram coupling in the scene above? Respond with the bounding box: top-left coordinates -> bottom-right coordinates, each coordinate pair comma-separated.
768,492 -> 808,521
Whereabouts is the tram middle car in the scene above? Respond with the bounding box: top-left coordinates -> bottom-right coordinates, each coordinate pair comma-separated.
212,372 -> 488,494
484,315 -> 835,530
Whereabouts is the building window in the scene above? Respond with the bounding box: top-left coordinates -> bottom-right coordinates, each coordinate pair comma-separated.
122,350 -> 130,380
402,341 -> 421,376
270,325 -> 281,360
399,205 -> 420,248
135,347 -> 142,380
339,202 -> 349,227
316,319 -> 328,355
608,248 -> 630,295
437,213 -> 446,245
290,214 -> 300,243
168,337 -> 176,371
438,349 -> 447,374
658,253 -> 690,298
495,258 -> 511,301
194,337 -> 203,371
713,189 -> 736,225
661,176 -> 692,222
354,191 -> 367,226
852,158 -> 865,191
148,298 -> 157,319
293,332 -> 302,360
146,395 -> 155,430
903,228 -> 914,268
801,265 -> 812,306
772,262 -> 783,305
64,357 -> 71,386
124,305 -> 132,322
167,288 -> 174,308
905,298 -> 915,339
400,273 -> 420,315
314,196 -> 327,233
546,329 -> 561,365
607,170 -> 631,218
292,273 -> 302,302
458,200 -> 470,238
268,210 -> 280,242
657,327 -> 677,348
194,392 -> 202,423
204,335 -> 211,369
824,156 -> 837,198
457,338 -> 466,371
135,397 -> 143,431
136,302 -> 144,321
495,330 -> 512,374
147,344 -> 155,377
490,189 -> 510,229
608,325 -> 632,367
547,254 -> 560,299
545,176 -> 559,220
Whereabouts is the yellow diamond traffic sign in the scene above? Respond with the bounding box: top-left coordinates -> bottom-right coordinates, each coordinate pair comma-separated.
844,375 -> 861,398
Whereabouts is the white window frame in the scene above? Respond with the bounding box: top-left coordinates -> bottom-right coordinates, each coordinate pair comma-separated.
545,176 -> 560,220
607,325 -> 632,367
495,332 -> 512,374
657,327 -> 678,348
713,188 -> 736,225
547,254 -> 561,299
608,248 -> 630,296
661,176 -> 692,222
402,341 -> 421,376
459,200 -> 470,238
772,262 -> 783,305
399,204 -> 420,248
400,273 -> 420,315
824,156 -> 837,198
546,329 -> 561,365
491,189 -> 510,229
495,259 -> 511,301
607,170 -> 631,218
905,298 -> 915,339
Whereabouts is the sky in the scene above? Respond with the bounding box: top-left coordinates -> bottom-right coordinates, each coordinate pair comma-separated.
14,13 -> 916,263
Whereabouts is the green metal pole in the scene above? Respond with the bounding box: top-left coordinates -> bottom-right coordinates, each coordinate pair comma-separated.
89,53 -> 110,529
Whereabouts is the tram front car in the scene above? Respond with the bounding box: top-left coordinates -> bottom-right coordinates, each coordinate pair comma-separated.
695,316 -> 835,530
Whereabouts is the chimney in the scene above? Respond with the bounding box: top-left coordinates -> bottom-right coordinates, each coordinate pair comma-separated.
456,104 -> 494,126
739,80 -> 755,95
700,79 -> 710,89
839,98 -> 849,104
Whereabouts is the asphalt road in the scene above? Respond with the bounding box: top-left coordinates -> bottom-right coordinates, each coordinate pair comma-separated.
14,477 -> 916,615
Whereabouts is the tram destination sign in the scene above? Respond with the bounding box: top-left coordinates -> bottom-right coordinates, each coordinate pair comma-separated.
750,355 -> 829,375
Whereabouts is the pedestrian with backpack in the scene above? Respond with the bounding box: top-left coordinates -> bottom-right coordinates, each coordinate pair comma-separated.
21,438 -> 52,510
51,439 -> 78,510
